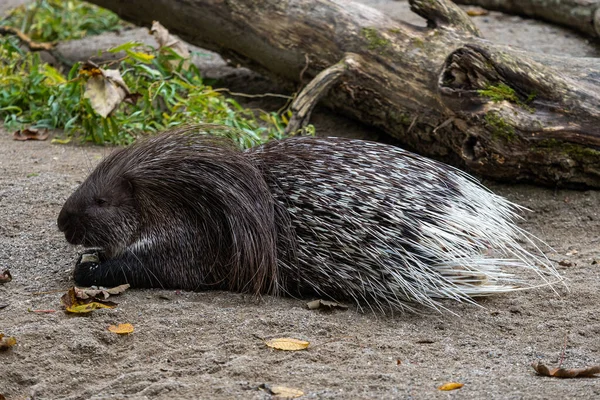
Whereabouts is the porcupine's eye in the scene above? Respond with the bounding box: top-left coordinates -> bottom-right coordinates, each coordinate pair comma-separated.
95,197 -> 108,206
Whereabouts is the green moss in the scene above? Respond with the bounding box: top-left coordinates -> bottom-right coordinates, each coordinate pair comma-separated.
478,83 -> 536,112
389,111 -> 412,127
411,37 -> 425,49
525,92 -> 537,103
478,83 -> 519,103
361,27 -> 390,52
535,139 -> 600,158
484,113 -> 515,142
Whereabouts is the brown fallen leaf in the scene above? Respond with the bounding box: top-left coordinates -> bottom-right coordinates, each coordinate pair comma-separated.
438,382 -> 463,391
306,299 -> 348,311
532,362 -> 600,378
13,128 -> 50,141
150,20 -> 190,67
265,338 -> 310,351
75,284 -> 130,300
108,323 -> 135,335
1,393 -> 6,400
465,7 -> 489,17
61,287 -> 117,314
81,64 -> 131,118
258,384 -> 304,398
0,334 -> 17,351
0,269 -> 11,284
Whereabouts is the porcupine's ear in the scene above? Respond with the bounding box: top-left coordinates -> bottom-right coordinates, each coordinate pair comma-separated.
104,175 -> 136,208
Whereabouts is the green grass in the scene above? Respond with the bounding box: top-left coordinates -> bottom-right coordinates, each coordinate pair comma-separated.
0,0 -> 300,147
1,0 -> 124,42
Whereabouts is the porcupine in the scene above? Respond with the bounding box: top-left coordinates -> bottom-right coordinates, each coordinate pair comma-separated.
57,126 -> 560,312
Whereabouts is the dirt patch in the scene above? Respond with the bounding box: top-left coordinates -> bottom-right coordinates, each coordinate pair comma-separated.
1,130 -> 599,399
1,1 -> 600,399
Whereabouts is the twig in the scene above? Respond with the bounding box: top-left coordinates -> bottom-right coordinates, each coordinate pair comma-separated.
299,53 -> 310,83
0,26 -> 55,51
407,115 -> 418,134
211,88 -> 292,100
433,117 -> 454,133
558,330 -> 570,368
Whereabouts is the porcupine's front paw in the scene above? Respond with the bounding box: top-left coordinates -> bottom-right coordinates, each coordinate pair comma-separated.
73,250 -> 107,287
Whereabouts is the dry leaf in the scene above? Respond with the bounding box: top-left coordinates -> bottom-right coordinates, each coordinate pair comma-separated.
465,7 -> 489,16
532,362 -> 600,378
75,283 -> 130,300
61,287 -> 117,314
270,386 -> 304,398
13,128 -> 49,141
150,21 -> 190,68
0,269 -> 11,284
258,384 -> 304,398
0,393 -> 6,400
306,299 -> 348,310
83,66 -> 131,118
438,382 -> 463,391
65,301 -> 116,313
265,338 -> 310,351
80,252 -> 100,264
0,334 -> 17,351
108,323 -> 135,335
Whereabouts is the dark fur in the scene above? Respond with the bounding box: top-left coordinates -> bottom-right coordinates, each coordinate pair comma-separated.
58,129 -> 285,294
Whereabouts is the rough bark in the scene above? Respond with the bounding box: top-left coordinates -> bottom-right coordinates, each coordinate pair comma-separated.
86,0 -> 600,188
454,0 -> 600,38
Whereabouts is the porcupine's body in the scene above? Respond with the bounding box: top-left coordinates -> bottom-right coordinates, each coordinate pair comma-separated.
57,127 -> 559,312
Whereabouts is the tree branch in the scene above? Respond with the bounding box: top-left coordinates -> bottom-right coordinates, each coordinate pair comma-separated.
85,0 -> 600,188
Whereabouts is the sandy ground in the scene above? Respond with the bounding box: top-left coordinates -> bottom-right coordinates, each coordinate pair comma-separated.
1,1 -> 600,399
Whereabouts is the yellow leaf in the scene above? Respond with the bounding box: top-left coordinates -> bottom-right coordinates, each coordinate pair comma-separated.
438,382 -> 463,391
270,386 -> 304,398
61,287 -> 117,313
108,323 -> 135,334
265,338 -> 309,351
0,334 -> 17,351
42,64 -> 66,84
66,302 -> 115,313
51,137 -> 72,144
125,50 -> 155,63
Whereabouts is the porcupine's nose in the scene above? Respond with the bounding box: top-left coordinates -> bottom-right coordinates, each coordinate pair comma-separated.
57,205 -> 86,245
57,207 -> 70,232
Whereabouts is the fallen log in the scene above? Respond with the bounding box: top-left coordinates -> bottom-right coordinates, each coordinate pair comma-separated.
454,0 -> 600,39
86,0 -> 600,188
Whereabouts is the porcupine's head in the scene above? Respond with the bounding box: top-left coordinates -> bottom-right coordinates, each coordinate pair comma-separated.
57,147 -> 140,258
58,126 -> 285,294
